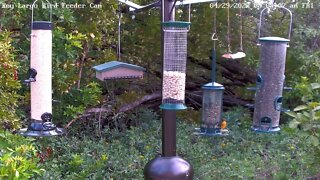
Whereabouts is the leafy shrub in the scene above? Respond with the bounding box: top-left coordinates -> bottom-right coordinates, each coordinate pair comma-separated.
36,109 -> 161,179
0,32 -> 21,130
55,82 -> 102,123
286,78 -> 320,146
0,131 -> 44,179
29,108 -> 320,179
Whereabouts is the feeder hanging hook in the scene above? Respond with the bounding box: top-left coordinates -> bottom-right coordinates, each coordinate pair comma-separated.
31,0 -> 53,30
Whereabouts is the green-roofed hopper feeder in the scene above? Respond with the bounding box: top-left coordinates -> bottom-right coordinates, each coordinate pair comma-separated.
93,61 -> 145,81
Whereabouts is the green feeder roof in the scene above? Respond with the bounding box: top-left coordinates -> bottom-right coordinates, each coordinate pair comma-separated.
202,82 -> 225,90
162,21 -> 191,28
259,37 -> 290,43
93,61 -> 145,73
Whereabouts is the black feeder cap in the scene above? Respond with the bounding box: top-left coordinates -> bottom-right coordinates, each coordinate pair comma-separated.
32,21 -> 53,30
20,120 -> 64,137
144,156 -> 193,180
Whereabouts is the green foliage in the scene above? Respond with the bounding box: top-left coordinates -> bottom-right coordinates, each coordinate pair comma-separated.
177,108 -> 201,123
0,32 -> 21,130
60,82 -> 102,120
286,78 -> 320,147
36,109 -> 161,179
27,108 -> 320,179
0,131 -> 44,179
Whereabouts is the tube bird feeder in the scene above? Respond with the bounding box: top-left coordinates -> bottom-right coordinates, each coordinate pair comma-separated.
200,82 -> 225,135
252,7 -> 292,133
196,45 -> 226,135
160,21 -> 190,110
20,0 -> 64,137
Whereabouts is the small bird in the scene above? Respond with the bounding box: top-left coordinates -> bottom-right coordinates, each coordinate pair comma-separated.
220,119 -> 227,129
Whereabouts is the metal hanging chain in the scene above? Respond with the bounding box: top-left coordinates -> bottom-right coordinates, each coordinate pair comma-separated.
227,0 -> 231,53
239,0 -> 243,51
117,2 -> 122,60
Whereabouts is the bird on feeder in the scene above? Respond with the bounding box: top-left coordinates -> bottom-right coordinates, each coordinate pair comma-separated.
220,119 -> 227,129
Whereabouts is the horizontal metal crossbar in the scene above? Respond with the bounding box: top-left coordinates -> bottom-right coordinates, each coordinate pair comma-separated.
118,0 -> 219,12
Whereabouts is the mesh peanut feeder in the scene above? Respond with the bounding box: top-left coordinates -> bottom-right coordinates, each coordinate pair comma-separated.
252,7 -> 292,133
160,21 -> 190,110
20,0 -> 64,137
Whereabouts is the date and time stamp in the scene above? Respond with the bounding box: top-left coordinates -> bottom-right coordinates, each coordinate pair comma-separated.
0,1 -> 316,10
209,1 -> 315,9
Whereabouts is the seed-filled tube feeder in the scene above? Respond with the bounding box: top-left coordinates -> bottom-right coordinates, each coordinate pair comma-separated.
252,7 -> 292,133
160,21 -> 190,110
20,1 -> 64,137
200,82 -> 225,135
197,44 -> 226,135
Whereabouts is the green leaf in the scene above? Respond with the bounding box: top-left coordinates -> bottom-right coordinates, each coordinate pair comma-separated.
15,170 -> 19,178
309,135 -> 319,146
289,120 -> 301,129
285,111 -> 298,118
314,106 -> 320,111
294,105 -> 308,111
311,83 -> 320,90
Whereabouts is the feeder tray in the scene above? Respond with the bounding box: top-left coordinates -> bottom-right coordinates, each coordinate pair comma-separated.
251,116 -> 280,133
20,113 -> 64,137
20,122 -> 64,137
222,52 -> 246,59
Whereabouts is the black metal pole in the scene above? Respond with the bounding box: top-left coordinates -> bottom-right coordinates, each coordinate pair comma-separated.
161,0 -> 176,157
144,1 -> 193,178
211,49 -> 216,83
162,110 -> 176,156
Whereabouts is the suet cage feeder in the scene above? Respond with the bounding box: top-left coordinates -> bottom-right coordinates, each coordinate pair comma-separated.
251,7 -> 292,133
20,0 -> 64,137
160,21 -> 190,110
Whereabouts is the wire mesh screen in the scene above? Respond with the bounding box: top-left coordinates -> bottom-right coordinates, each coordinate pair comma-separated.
162,26 -> 189,105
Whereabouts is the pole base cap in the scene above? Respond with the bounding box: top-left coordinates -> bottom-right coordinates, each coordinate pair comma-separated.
144,156 -> 193,180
